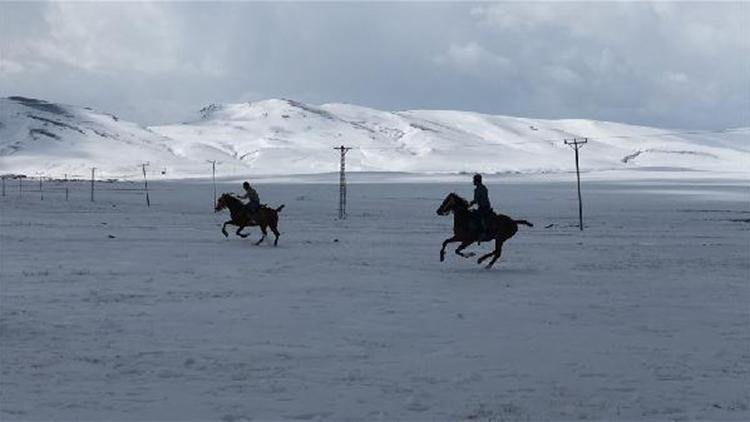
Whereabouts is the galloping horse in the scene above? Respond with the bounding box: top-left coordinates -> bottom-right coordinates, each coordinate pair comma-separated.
436,193 -> 532,269
215,193 -> 284,246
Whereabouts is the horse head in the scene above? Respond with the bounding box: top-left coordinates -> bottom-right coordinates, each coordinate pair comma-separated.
436,192 -> 468,216
215,193 -> 234,212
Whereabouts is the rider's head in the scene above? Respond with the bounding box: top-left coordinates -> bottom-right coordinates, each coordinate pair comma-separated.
473,173 -> 482,185
242,181 -> 250,189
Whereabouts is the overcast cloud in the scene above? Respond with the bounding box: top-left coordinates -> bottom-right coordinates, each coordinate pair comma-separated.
1,1 -> 747,129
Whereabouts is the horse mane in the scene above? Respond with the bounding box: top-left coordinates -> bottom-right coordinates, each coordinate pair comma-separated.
221,193 -> 243,206
450,192 -> 469,208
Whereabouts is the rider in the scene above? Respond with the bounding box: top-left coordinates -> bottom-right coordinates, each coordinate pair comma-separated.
468,173 -> 493,233
238,181 -> 261,214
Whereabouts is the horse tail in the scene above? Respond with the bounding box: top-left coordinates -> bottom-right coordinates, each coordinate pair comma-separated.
514,219 -> 533,227
275,204 -> 285,213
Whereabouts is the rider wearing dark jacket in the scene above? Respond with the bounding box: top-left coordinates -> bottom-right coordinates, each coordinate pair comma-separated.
469,174 -> 493,231
239,181 -> 260,214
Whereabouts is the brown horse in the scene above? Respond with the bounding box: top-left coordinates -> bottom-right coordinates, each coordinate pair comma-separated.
436,192 -> 532,269
215,193 -> 284,246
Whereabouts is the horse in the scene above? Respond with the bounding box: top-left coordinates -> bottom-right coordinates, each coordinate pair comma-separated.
215,193 -> 284,246
436,192 -> 533,269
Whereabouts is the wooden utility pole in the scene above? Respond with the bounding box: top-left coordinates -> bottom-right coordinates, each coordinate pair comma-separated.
333,145 -> 353,219
207,160 -> 217,208
1,176 -> 5,197
141,162 -> 150,207
564,138 -> 588,231
90,167 -> 96,202
39,176 -> 43,201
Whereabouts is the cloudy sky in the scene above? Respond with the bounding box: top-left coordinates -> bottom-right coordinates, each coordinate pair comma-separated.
1,1 -> 747,129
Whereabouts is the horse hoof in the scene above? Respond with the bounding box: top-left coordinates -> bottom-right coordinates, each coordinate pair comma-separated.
222,232 -> 228,238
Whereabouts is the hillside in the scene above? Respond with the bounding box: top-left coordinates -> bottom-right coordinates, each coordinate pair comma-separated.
1,96 -> 747,179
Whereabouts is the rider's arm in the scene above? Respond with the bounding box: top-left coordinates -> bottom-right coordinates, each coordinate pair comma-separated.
470,188 -> 479,206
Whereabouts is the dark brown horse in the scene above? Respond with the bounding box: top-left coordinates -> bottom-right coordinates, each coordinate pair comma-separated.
215,193 -> 284,246
436,192 -> 532,269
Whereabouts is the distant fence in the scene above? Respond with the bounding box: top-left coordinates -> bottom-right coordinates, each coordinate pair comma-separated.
0,174 -> 150,206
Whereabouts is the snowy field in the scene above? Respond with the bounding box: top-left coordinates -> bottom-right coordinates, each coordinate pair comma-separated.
1,176 -> 748,421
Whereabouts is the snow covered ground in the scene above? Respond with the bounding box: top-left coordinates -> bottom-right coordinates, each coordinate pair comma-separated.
1,176 -> 748,421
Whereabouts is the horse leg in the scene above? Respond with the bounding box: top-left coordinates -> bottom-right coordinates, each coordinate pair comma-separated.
440,236 -> 459,262
477,237 -> 498,263
222,221 -> 233,238
236,226 -> 249,238
255,225 -> 268,246
455,240 -> 475,258
481,239 -> 505,269
477,250 -> 494,264
270,224 -> 280,246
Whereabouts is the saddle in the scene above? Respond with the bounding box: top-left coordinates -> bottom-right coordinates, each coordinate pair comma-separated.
469,209 -> 496,240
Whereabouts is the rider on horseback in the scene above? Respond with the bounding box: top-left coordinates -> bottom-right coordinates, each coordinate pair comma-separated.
239,181 -> 261,215
469,173 -> 493,234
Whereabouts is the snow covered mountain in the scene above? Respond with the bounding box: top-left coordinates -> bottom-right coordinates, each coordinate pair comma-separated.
0,96 -> 194,179
2,96 -> 748,179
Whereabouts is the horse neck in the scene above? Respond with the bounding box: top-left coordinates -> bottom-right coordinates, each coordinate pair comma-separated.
451,199 -> 471,225
225,196 -> 244,215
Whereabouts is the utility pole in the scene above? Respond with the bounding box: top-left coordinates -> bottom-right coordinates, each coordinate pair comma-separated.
207,160 -> 217,208
564,138 -> 588,231
90,167 -> 96,202
141,162 -> 150,207
333,145 -> 353,219
39,176 -> 43,201
1,176 -> 5,197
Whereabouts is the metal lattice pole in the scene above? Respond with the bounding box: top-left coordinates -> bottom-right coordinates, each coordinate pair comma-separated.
564,138 -> 588,231
90,167 -> 96,202
207,160 -> 217,209
141,162 -> 150,207
333,145 -> 352,219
